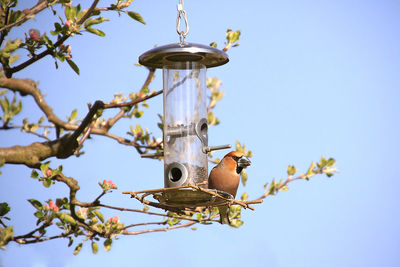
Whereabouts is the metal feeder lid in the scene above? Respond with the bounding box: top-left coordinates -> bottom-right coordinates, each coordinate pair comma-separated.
139,42 -> 229,69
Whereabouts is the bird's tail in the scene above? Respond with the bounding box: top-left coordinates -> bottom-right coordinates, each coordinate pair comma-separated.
218,206 -> 229,225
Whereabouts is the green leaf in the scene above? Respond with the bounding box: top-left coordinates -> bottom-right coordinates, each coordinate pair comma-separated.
226,29 -> 241,44
0,226 -> 13,249
319,156 -> 328,168
86,27 -> 105,37
104,238 -> 112,251
0,39 -> 22,58
73,243 -> 83,255
326,158 -> 336,167
91,241 -> 99,254
51,165 -> 63,177
229,219 -> 243,228
84,17 -> 109,28
65,5 -> 80,21
9,54 -> 19,65
42,178 -> 52,188
55,22 -> 62,32
281,185 -> 289,192
127,11 -> 146,24
40,161 -> 50,174
59,213 -> 77,225
268,179 -> 277,195
0,97 -> 9,112
240,192 -> 248,201
68,236 -> 74,247
325,171 -> 334,178
133,110 -> 143,118
0,203 -> 10,217
228,205 -> 241,219
209,42 -> 217,48
241,170 -> 248,186
286,165 -> 297,176
8,10 -> 22,25
30,170 -> 39,179
93,210 -> 104,223
27,199 -> 42,210
68,109 -> 77,122
34,211 -> 43,218
167,218 -> 179,226
66,59 -> 80,75
306,161 -> 316,175
196,213 -> 203,221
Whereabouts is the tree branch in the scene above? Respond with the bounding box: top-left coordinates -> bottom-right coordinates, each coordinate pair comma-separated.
14,233 -> 69,244
0,76 -> 164,166
0,1 -> 50,33
0,134 -> 73,168
4,0 -> 100,77
0,77 -> 75,129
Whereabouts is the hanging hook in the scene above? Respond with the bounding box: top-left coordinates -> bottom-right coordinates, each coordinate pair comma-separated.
176,0 -> 189,44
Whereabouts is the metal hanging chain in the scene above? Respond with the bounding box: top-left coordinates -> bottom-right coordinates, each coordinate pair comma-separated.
176,0 -> 189,44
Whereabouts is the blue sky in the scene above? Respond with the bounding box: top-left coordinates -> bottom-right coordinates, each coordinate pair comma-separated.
1,0 -> 400,266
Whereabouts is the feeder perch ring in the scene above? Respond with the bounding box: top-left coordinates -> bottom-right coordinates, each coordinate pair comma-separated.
124,185 -> 235,213
153,188 -> 233,209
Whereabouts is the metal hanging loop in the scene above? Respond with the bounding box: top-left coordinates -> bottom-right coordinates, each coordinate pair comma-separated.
176,0 -> 189,44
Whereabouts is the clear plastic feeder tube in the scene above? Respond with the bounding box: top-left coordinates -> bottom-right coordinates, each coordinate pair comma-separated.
163,62 -> 208,187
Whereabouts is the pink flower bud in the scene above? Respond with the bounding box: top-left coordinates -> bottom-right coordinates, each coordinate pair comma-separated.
48,201 -> 59,212
108,216 -> 119,224
136,132 -> 143,138
65,55 -> 71,60
29,29 -> 40,41
66,45 -> 71,53
137,92 -> 144,98
65,20 -> 73,28
60,44 -> 65,50
46,169 -> 52,177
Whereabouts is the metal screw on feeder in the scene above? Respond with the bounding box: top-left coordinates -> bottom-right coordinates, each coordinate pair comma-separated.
139,0 -> 232,206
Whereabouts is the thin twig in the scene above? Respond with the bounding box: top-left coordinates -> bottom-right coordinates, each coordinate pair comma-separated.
14,233 -> 68,244
122,221 -> 167,230
97,203 -> 203,222
105,68 -> 155,129
5,0 -> 100,77
0,2 -> 50,32
122,221 -> 196,235
0,5 -> 10,47
103,89 -> 162,109
92,191 -> 106,204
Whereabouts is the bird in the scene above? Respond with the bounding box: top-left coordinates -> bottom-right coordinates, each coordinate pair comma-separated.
208,151 -> 251,224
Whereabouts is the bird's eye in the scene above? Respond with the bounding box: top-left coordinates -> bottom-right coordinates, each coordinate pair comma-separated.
232,156 -> 240,161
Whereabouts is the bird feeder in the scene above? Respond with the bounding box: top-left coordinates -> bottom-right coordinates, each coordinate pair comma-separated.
136,0 -> 232,208
139,43 -> 229,186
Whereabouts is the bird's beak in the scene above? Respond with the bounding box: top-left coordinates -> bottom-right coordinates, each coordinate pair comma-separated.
238,156 -> 251,168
